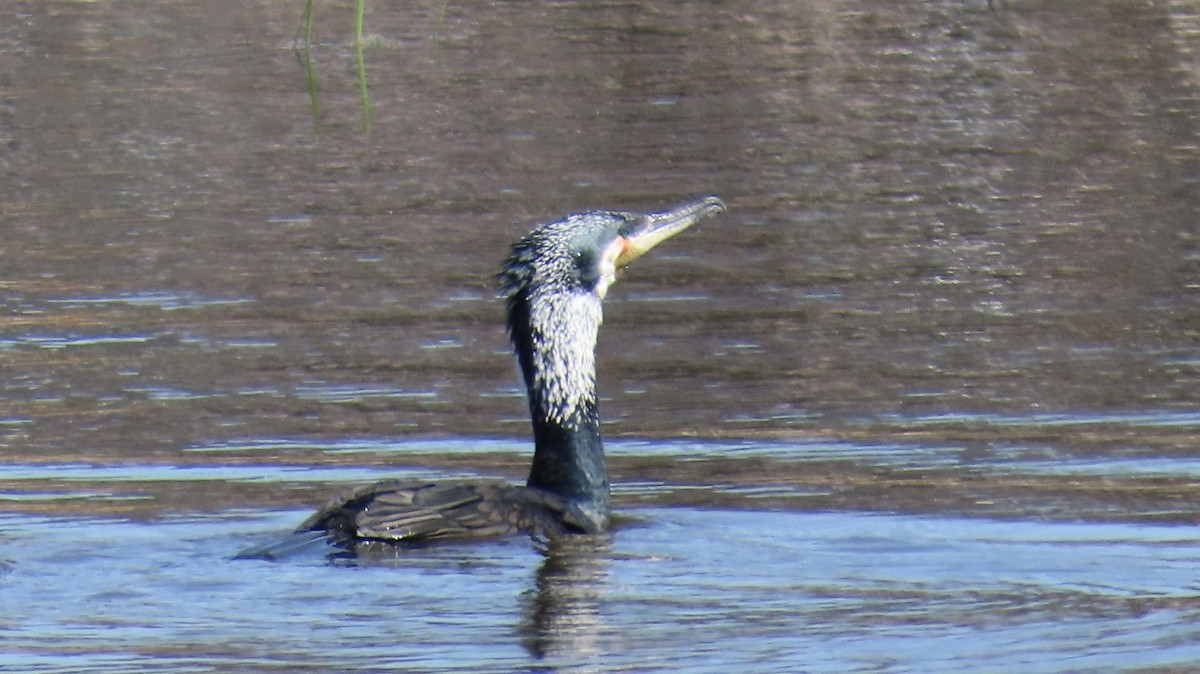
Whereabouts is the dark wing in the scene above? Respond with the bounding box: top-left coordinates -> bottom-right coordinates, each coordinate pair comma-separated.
234,479 -> 589,561
304,478 -> 586,542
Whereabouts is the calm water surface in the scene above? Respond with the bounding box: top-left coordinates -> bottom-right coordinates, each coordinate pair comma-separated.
2,0 -> 1199,671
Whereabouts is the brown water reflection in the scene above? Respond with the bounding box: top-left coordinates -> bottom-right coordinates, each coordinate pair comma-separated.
2,0 -> 1200,670
2,0 -> 1197,516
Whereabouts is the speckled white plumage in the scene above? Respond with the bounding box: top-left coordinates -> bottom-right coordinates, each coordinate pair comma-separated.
526,289 -> 602,429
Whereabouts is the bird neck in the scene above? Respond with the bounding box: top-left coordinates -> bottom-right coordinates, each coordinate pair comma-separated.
508,290 -> 611,525
527,404 -> 610,526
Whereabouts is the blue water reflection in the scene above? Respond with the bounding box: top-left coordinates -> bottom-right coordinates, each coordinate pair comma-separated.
2,509 -> 1198,673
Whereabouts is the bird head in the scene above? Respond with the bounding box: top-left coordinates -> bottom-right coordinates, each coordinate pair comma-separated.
500,195 -> 725,304
499,196 -> 725,430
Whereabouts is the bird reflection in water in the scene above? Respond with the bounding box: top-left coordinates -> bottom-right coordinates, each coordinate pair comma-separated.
520,533 -> 613,664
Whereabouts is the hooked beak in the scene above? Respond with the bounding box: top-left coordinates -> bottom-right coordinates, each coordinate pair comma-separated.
615,195 -> 725,268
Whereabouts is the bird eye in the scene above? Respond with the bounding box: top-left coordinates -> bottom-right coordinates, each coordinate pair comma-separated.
574,249 -> 594,273
617,222 -> 634,238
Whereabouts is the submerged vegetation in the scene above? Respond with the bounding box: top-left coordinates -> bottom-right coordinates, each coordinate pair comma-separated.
295,0 -> 372,131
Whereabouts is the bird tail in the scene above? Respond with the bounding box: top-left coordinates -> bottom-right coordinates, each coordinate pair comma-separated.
232,528 -> 333,561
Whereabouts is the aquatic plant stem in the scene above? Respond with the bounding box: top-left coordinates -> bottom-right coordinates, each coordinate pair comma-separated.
295,0 -> 322,125
298,46 -> 322,125
354,0 -> 372,132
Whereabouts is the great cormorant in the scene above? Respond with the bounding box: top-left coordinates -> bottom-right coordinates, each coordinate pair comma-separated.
237,196 -> 725,559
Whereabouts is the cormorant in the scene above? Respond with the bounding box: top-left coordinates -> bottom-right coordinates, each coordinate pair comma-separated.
237,195 -> 725,559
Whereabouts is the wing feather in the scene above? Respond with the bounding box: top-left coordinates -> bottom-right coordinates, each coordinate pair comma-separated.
306,479 -> 581,544
236,479 -> 588,560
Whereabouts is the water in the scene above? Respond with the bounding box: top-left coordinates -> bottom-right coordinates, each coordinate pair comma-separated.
3,0 -> 1200,671
4,501 -> 1200,672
